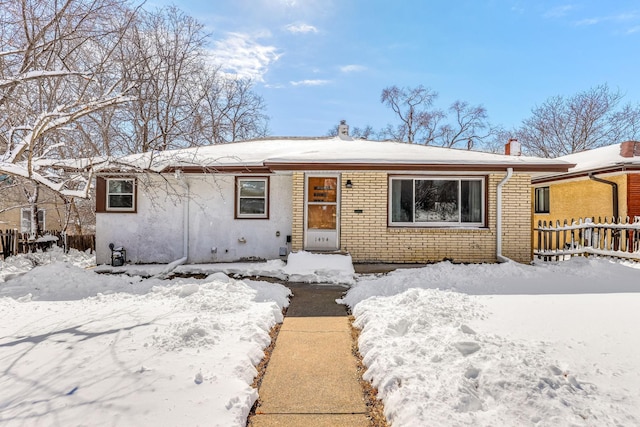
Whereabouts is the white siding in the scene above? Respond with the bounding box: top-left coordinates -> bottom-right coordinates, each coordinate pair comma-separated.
96,173 -> 293,265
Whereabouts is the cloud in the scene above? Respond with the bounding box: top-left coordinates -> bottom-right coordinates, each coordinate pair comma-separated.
290,79 -> 331,86
339,64 -> 366,73
575,11 -> 639,27
575,17 -> 600,26
209,32 -> 282,81
628,26 -> 640,34
285,23 -> 318,34
544,5 -> 575,19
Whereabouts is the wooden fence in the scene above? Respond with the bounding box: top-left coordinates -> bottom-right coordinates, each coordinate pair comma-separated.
535,217 -> 640,261
0,229 -> 95,260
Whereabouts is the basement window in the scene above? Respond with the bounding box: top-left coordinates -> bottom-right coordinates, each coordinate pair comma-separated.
389,176 -> 485,227
236,177 -> 269,219
534,187 -> 550,214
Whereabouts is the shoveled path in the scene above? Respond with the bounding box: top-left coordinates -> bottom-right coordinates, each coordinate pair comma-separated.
248,283 -> 369,427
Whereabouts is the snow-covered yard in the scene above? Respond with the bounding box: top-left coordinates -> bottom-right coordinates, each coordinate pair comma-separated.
0,250 -> 290,426
342,258 -> 640,426
1,250 -> 640,426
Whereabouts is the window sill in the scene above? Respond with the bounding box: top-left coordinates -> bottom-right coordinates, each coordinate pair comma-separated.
387,226 -> 490,233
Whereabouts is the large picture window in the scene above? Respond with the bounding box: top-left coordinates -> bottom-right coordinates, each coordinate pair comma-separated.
534,187 -> 550,214
107,178 -> 135,211
389,177 -> 485,226
236,177 -> 269,219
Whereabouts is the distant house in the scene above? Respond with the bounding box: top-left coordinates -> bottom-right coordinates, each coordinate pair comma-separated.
0,176 -> 65,233
532,141 -> 640,225
95,132 -> 571,266
0,159 -> 99,235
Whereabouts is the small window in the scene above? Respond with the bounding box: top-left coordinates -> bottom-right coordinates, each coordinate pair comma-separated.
389,177 -> 485,227
236,177 -> 269,219
107,178 -> 135,211
21,209 -> 45,233
534,187 -> 550,214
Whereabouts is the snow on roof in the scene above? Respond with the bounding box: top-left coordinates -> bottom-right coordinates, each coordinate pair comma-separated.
534,142 -> 640,181
99,137 -> 572,173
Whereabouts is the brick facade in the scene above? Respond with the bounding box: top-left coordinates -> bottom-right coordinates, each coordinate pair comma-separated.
292,171 -> 532,264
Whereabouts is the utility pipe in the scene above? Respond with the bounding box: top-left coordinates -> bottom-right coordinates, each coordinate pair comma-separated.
588,173 -> 619,219
496,167 -> 514,263
158,170 -> 189,277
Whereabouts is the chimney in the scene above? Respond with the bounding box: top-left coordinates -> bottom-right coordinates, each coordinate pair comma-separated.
338,120 -> 349,138
505,138 -> 521,156
620,140 -> 640,158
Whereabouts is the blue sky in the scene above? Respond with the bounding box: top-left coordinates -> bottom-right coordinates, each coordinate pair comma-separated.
149,0 -> 640,138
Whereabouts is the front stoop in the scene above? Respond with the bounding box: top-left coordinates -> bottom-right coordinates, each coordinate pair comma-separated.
248,317 -> 369,427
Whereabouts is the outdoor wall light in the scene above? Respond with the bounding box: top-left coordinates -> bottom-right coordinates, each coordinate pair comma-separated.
345,179 -> 353,188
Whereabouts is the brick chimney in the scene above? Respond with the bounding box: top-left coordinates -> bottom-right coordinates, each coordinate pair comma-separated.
505,138 -> 521,156
620,140 -> 640,158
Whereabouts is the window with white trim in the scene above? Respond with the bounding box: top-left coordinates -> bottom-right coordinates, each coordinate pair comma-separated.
236,177 -> 268,219
389,177 -> 485,226
534,187 -> 550,214
21,208 -> 45,233
107,178 -> 135,211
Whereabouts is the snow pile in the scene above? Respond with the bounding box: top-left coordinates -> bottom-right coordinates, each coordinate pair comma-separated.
345,258 -> 640,426
343,257 -> 640,306
0,261 -> 290,426
174,259 -> 288,280
174,251 -> 355,284
283,251 -> 355,284
0,247 -> 95,283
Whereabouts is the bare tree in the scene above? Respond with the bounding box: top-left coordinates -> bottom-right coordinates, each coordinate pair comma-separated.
380,85 -> 498,148
439,101 -> 498,149
0,0 -> 135,198
193,75 -> 269,145
516,84 -> 640,157
380,85 -> 441,143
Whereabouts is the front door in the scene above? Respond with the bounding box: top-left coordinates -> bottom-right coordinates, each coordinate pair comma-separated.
304,175 -> 340,250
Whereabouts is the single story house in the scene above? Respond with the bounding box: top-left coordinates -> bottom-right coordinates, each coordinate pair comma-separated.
95,133 -> 571,266
532,141 -> 640,226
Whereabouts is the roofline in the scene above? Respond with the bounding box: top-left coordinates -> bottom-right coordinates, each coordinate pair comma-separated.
263,161 -> 573,173
155,162 -> 573,174
532,164 -> 640,184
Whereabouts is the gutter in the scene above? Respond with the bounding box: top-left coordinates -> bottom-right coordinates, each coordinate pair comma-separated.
496,168 -> 514,263
588,173 -> 619,219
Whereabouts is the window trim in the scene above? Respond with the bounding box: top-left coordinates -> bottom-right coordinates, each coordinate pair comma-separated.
235,176 -> 270,219
534,186 -> 550,214
106,178 -> 136,212
20,208 -> 45,233
388,175 -> 487,228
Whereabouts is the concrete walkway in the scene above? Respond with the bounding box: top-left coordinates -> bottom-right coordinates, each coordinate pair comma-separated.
248,284 -> 369,427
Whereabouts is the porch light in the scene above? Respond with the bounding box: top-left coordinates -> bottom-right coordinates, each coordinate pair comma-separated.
345,179 -> 353,188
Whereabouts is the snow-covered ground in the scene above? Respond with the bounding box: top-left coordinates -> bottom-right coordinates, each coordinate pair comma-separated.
2,250 -> 640,426
0,249 -> 290,426
342,258 -> 640,426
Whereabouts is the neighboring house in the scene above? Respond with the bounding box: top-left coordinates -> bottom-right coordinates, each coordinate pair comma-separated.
532,141 -> 640,226
95,133 -> 571,266
0,158 -> 100,235
0,176 -> 61,233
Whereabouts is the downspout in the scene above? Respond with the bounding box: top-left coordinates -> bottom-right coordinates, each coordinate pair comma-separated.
496,168 -> 514,263
588,173 -> 619,219
158,170 -> 189,277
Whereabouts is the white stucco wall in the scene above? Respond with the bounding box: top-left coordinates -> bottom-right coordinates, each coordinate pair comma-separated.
96,173 -> 293,265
